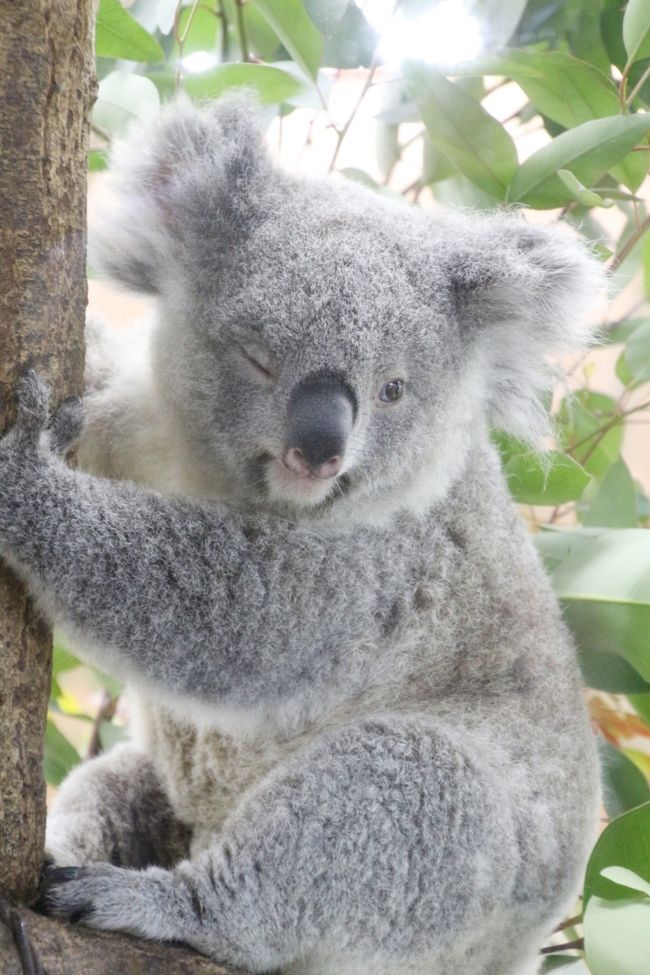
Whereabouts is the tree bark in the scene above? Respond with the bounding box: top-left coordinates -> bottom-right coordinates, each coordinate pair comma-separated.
0,905 -> 244,975
0,0 -> 96,903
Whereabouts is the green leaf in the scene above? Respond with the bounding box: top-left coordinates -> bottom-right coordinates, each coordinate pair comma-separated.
558,169 -> 612,207
584,802 -> 650,905
184,63 -> 308,104
601,866 -> 650,897
504,450 -> 590,505
629,692 -> 650,725
490,50 -> 620,130
98,721 -> 128,751
88,149 -> 109,172
536,528 -> 650,683
175,5 -> 218,57
507,114 -> 650,209
93,71 -> 160,137
321,3 -> 377,69
625,319 -> 650,384
585,896 -> 650,975
404,62 -> 517,200
251,0 -> 322,80
540,958 -> 590,974
52,643 -> 81,676
583,459 -> 638,528
43,720 -> 81,786
579,651 -> 650,694
304,0 -> 349,35
623,0 -> 650,65
96,0 -> 164,62
598,739 -> 650,819
470,0 -> 528,48
559,390 -> 624,480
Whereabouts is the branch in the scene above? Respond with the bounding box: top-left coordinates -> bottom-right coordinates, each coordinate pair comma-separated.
0,905 -> 247,975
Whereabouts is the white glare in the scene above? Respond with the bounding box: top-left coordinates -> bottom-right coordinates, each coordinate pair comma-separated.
361,0 -> 482,65
181,51 -> 218,74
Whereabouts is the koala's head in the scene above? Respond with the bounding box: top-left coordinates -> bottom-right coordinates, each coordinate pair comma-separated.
92,96 -> 602,519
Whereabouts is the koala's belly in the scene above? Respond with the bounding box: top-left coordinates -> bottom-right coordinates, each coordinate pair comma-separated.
134,695 -> 314,844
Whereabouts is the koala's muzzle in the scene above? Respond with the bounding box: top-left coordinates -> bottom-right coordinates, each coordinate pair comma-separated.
284,374 -> 356,480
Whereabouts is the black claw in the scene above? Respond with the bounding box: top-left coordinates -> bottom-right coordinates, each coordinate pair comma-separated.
35,865 -> 88,917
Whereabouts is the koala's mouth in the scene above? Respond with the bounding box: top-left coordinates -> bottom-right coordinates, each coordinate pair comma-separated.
248,452 -> 351,509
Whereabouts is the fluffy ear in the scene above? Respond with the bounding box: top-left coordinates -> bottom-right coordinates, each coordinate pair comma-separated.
441,213 -> 605,445
90,94 -> 273,294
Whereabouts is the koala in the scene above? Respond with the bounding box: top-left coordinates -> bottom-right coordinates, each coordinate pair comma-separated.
0,97 -> 602,975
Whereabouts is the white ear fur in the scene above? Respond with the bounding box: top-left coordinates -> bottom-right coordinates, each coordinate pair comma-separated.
90,94 -> 271,295
443,213 -> 605,445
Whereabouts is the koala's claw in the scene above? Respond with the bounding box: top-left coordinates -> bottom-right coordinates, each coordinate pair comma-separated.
48,396 -> 85,457
34,864 -> 93,923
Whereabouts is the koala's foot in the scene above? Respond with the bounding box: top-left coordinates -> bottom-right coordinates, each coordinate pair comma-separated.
46,745 -> 191,869
38,863 -> 190,941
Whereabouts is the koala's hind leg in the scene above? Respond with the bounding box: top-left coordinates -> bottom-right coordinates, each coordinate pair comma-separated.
46,744 -> 191,869
41,718 -> 548,975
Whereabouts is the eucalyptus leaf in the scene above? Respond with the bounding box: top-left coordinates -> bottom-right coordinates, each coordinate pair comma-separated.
504,450 -> 590,505
583,802 -> 650,905
623,0 -> 650,65
93,71 -> 160,136
251,0 -> 322,80
96,0 -> 164,62
43,720 -> 81,786
184,63 -> 308,104
507,114 -> 650,208
601,866 -> 650,897
624,319 -> 650,385
405,62 -> 517,199
536,528 -> 650,682
584,896 -> 650,975
598,738 -> 650,820
304,0 -> 349,36
582,459 -> 638,528
558,169 -> 612,207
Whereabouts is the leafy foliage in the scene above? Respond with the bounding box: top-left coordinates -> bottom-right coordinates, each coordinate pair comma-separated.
47,1 -> 650,970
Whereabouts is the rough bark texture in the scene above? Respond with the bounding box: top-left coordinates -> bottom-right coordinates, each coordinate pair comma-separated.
0,905 -> 243,975
0,0 -> 96,904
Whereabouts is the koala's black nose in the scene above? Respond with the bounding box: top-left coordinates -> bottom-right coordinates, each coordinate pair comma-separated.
285,373 -> 356,478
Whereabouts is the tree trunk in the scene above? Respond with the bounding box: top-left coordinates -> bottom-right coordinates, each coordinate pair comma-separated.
0,6 -> 246,971
0,0 -> 96,903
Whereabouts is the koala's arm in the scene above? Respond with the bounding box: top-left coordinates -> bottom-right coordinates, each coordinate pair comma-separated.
0,375 -> 409,708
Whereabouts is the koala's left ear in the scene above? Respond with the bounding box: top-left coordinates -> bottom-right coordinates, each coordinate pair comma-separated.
441,213 -> 604,444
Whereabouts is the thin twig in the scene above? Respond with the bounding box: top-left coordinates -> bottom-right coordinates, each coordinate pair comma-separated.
328,61 -> 381,173
540,937 -> 584,955
609,212 -> 650,272
234,0 -> 249,62
217,0 -> 230,61
627,63 -> 650,106
86,689 -> 118,760
553,913 -> 582,933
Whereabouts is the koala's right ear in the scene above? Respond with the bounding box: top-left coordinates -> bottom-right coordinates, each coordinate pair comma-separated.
90,95 -> 273,294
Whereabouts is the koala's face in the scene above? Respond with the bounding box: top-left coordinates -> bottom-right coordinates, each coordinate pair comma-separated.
96,98 -> 599,517
155,189 -> 471,514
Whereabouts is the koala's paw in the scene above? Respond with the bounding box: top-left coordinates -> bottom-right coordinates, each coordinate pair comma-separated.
38,862 -> 183,941
1,370 -> 83,460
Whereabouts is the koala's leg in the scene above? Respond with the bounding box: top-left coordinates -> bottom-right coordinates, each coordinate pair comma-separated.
41,719 -> 552,975
46,744 -> 191,869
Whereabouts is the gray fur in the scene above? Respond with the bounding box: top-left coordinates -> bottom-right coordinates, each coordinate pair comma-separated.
0,98 -> 602,975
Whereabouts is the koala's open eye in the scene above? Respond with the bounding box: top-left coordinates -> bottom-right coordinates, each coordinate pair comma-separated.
378,379 -> 404,404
